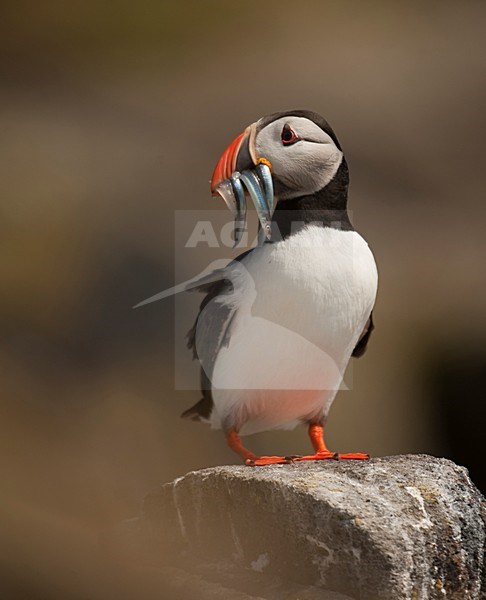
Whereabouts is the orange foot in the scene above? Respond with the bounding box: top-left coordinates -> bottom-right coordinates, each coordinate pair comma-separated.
226,431 -> 295,467
294,451 -> 338,462
337,452 -> 370,460
295,451 -> 369,462
303,424 -> 370,461
245,455 -> 293,467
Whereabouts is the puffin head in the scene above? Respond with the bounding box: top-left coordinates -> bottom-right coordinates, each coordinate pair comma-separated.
210,110 -> 347,245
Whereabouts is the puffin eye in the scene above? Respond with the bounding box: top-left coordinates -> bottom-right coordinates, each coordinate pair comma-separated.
281,124 -> 299,146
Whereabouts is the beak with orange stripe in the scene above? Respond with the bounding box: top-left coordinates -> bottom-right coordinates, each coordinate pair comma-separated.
210,122 -> 274,247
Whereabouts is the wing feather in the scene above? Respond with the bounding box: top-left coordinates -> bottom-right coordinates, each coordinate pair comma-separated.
352,312 -> 374,358
182,249 -> 253,420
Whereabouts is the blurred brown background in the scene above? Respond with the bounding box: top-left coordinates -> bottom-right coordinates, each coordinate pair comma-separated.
1,1 -> 485,598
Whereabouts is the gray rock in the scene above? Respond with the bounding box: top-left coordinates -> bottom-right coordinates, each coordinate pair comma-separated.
120,455 -> 485,599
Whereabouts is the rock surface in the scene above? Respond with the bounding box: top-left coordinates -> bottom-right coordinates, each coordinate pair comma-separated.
116,455 -> 485,599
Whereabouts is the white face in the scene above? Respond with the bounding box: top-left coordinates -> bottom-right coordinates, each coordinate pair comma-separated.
253,116 -> 343,200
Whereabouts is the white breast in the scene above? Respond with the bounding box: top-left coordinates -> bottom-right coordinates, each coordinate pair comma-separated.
209,225 -> 378,435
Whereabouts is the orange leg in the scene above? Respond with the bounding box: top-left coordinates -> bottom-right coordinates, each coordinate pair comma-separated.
294,424 -> 370,461
309,423 -> 333,453
225,430 -> 291,467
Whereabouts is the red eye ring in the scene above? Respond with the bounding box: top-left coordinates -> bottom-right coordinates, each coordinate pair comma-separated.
281,124 -> 299,146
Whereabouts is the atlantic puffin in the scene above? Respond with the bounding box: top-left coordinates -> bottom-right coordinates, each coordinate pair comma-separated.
182,109 -> 378,466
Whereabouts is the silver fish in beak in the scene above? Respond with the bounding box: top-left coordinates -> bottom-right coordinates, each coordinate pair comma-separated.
210,123 -> 275,247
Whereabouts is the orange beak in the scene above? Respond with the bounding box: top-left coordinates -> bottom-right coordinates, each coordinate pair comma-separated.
210,124 -> 255,195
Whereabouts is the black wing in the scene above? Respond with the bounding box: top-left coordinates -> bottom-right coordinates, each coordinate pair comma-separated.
181,249 -> 253,421
352,312 -> 374,358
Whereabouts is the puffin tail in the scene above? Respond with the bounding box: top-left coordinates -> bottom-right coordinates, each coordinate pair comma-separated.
180,396 -> 212,422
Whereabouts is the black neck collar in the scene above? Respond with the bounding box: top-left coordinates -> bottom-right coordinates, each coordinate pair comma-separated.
269,159 -> 353,240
